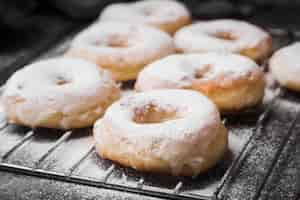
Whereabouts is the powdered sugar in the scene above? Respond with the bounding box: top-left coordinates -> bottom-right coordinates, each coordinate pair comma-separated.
94,89 -> 226,176
98,89 -> 220,139
269,42 -> 300,87
100,0 -> 190,28
68,21 -> 174,70
136,52 -> 260,91
174,19 -> 270,54
2,57 -> 120,129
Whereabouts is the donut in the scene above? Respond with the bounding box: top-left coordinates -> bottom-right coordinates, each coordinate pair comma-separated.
1,58 -> 120,129
94,89 -> 228,176
174,19 -> 272,62
135,53 -> 265,113
99,0 -> 191,34
269,42 -> 300,92
66,22 -> 175,81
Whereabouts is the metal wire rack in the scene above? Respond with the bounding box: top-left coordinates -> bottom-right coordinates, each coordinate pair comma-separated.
0,24 -> 299,200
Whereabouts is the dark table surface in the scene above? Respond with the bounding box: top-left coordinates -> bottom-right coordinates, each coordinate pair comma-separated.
0,171 -> 164,200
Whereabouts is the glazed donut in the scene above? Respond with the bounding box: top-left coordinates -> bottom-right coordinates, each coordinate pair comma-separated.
66,22 -> 175,81
99,0 -> 191,34
1,58 -> 120,129
174,19 -> 272,62
94,89 -> 228,176
135,53 -> 265,113
269,42 -> 300,91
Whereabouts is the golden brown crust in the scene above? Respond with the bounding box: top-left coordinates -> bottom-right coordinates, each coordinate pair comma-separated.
282,82 -> 300,92
65,46 -> 173,81
135,53 -> 266,113
2,58 -> 121,129
190,70 -> 265,113
156,15 -> 192,35
65,22 -> 175,81
93,90 -> 228,176
95,122 -> 227,176
174,20 -> 273,63
4,85 -> 120,129
240,35 -> 272,63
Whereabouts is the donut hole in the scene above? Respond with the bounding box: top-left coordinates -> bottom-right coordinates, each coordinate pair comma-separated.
212,31 -> 237,41
106,35 -> 129,48
17,85 -> 23,90
55,76 -> 70,86
133,103 -> 179,124
91,35 -> 129,48
194,64 -> 212,79
141,7 -> 154,16
107,39 -> 128,48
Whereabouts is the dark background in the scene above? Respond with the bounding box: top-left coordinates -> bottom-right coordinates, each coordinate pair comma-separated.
1,0 -> 300,28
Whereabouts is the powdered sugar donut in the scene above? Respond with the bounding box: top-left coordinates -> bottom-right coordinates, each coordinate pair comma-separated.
66,22 -> 175,81
174,19 -> 272,62
269,42 -> 300,91
94,89 -> 228,176
2,58 -> 120,129
135,53 -> 265,113
99,0 -> 191,34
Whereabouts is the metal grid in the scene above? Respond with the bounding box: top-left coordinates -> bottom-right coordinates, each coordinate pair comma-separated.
0,26 -> 298,200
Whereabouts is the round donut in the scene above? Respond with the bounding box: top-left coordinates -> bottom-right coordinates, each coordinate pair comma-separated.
2,58 -> 120,129
66,22 -> 175,81
99,0 -> 191,34
269,43 -> 300,92
174,19 -> 272,62
135,53 -> 265,113
94,89 -> 228,176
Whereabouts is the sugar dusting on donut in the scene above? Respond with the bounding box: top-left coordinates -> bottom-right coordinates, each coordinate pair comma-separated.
174,19 -> 271,61
94,89 -> 227,176
70,22 -> 174,67
101,0 -> 189,22
99,0 -> 191,34
98,89 -> 219,139
67,21 -> 175,80
269,42 -> 300,90
136,52 -> 260,90
2,57 -> 120,129
4,58 -> 114,107
271,42 -> 300,70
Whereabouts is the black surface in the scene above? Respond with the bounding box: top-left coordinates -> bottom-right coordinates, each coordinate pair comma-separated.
216,91 -> 300,200
247,6 -> 300,32
0,0 -> 38,29
258,91 -> 300,200
0,9 -> 88,85
0,171 -> 163,200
